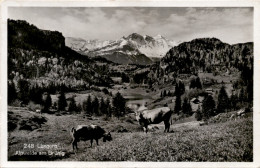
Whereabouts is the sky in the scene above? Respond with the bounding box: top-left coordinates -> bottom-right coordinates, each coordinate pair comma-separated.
8,7 -> 253,44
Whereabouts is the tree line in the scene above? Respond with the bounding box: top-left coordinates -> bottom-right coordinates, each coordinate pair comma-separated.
169,75 -> 251,121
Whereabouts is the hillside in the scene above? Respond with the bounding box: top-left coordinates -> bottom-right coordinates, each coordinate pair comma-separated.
145,38 -> 253,85
162,38 -> 253,74
8,106 -> 252,161
8,19 -> 113,93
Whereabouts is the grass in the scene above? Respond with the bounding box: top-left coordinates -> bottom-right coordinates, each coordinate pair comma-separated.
72,118 -> 252,161
8,106 -> 252,162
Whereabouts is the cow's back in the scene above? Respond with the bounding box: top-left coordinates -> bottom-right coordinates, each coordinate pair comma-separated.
142,107 -> 171,122
75,125 -> 105,141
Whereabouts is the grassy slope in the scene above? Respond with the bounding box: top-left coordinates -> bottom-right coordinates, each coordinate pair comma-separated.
8,106 -> 252,161
73,118 -> 252,161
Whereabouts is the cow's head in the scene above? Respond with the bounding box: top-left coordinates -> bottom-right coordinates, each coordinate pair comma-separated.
103,132 -> 112,142
133,104 -> 148,122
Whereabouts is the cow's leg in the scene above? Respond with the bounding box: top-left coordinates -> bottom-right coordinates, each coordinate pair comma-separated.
167,122 -> 170,132
144,125 -> 148,133
164,121 -> 170,133
95,139 -> 99,146
72,138 -> 78,151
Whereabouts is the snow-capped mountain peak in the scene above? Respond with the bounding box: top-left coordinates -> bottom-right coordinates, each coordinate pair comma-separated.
65,33 -> 179,60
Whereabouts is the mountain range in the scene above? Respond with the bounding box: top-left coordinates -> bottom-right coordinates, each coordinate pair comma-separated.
65,33 -> 180,65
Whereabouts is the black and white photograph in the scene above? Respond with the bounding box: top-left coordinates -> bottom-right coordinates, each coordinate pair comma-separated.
0,0 -> 259,167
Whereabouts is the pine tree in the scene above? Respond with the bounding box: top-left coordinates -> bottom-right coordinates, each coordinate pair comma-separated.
190,77 -> 202,89
83,95 -> 92,115
68,97 -> 77,112
113,92 -> 126,118
230,93 -> 238,110
174,94 -> 182,115
57,91 -> 67,111
92,97 -> 100,116
189,78 -> 196,89
29,85 -> 42,104
195,77 -> 202,89
217,86 -> 229,113
8,81 -> 17,104
77,103 -> 82,113
202,95 -> 215,120
17,79 -> 30,104
99,97 -> 107,115
175,83 -> 180,96
195,106 -> 203,121
106,98 -> 112,117
163,90 -> 167,97
239,87 -> 246,103
42,92 -> 52,112
182,97 -> 192,116
246,80 -> 253,104
179,80 -> 185,95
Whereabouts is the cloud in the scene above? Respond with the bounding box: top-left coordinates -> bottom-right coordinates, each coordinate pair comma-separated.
8,7 -> 253,44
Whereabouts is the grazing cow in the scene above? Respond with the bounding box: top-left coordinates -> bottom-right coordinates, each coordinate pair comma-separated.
71,125 -> 112,151
134,105 -> 173,133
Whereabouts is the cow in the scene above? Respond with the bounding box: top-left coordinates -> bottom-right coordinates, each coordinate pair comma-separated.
70,124 -> 112,151
134,105 -> 173,133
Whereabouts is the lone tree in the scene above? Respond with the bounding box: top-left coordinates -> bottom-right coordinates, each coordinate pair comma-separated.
217,86 -> 229,113
182,97 -> 192,116
58,91 -> 67,111
113,92 -> 126,119
202,95 -> 215,120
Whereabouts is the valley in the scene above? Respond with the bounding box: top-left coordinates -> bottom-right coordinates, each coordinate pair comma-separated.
7,19 -> 253,162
